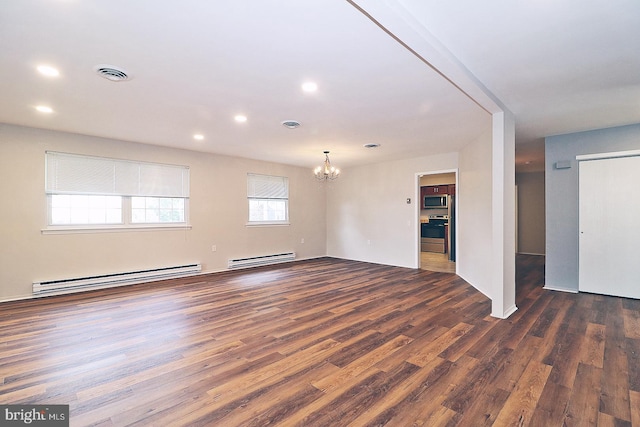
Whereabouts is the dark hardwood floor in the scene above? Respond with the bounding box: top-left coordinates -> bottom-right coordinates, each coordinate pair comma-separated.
1,255 -> 639,426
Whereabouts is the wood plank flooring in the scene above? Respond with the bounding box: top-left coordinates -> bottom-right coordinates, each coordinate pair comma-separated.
1,255 -> 638,426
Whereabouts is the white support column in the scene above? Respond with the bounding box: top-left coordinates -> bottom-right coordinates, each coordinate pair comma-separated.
491,111 -> 517,318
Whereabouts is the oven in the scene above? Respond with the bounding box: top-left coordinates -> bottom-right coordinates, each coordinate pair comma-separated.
421,217 -> 447,253
421,220 -> 446,239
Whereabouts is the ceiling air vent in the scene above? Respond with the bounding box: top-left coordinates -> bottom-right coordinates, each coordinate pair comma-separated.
94,65 -> 130,82
281,120 -> 301,129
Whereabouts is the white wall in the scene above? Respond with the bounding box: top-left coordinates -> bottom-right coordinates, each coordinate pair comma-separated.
545,123 -> 640,292
325,152 -> 458,268
325,126 -> 498,305
457,129 -> 493,298
0,124 -> 327,301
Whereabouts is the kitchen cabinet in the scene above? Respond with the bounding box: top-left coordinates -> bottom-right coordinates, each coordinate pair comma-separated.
448,184 -> 456,196
423,185 -> 449,195
420,186 -> 427,201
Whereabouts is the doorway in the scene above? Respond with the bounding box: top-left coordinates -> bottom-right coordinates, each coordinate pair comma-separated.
418,171 -> 457,273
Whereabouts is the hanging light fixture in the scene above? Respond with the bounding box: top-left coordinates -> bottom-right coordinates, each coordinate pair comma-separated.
314,151 -> 340,181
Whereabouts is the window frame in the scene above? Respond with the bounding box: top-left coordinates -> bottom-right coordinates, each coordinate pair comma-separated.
246,173 -> 290,226
44,195 -> 191,233
130,196 -> 187,225
48,194 -> 124,226
43,152 -> 191,234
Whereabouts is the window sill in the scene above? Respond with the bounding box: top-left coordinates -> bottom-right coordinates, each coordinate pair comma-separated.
245,221 -> 290,227
41,224 -> 192,235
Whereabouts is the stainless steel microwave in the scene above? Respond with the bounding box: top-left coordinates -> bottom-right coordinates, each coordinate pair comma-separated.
424,195 -> 447,208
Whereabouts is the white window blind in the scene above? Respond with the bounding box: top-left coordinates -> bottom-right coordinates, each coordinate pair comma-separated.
247,173 -> 288,199
45,151 -> 190,197
247,173 -> 289,224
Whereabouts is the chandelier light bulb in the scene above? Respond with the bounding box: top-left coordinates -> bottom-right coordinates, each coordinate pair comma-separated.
314,151 -> 340,181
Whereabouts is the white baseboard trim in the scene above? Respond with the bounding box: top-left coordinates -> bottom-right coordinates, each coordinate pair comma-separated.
1,255 -> 329,305
543,285 -> 578,294
492,304 -> 518,319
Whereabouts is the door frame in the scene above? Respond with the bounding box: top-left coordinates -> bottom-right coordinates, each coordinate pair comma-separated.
415,169 -> 458,271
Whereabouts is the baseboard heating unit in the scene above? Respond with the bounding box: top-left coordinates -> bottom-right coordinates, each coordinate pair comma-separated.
32,263 -> 202,296
228,252 -> 295,269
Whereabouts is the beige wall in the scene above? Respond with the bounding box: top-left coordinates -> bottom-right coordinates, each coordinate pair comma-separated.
457,129 -> 493,298
1,120 -> 506,311
326,152 -> 459,268
0,124 -> 327,301
516,172 -> 545,255
325,125 -> 502,306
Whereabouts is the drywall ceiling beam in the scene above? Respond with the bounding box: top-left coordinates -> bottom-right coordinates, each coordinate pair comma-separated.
347,0 -> 506,115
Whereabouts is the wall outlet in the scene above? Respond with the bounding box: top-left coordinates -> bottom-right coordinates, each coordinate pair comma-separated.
211,245 -> 217,252
367,239 -> 371,245
300,238 -> 305,244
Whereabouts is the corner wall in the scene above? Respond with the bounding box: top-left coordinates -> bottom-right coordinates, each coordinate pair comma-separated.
326,152 -> 458,268
326,126 -> 501,309
327,129 -> 515,318
545,123 -> 640,291
0,124 -> 327,301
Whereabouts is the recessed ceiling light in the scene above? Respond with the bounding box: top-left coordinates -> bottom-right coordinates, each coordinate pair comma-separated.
35,105 -> 53,113
302,82 -> 318,93
193,134 -> 204,141
363,143 -> 380,148
281,120 -> 301,129
234,115 -> 248,123
37,65 -> 59,77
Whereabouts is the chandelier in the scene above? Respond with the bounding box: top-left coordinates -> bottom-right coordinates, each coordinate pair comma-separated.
314,151 -> 340,181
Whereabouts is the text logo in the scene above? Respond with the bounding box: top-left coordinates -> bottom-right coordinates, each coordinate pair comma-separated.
1,405 -> 69,426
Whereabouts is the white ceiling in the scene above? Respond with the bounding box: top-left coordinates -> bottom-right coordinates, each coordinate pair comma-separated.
1,1 -> 638,173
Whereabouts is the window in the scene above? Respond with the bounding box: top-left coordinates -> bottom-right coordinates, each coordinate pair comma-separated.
247,173 -> 289,225
131,197 -> 185,223
51,195 -> 122,225
45,152 -> 190,229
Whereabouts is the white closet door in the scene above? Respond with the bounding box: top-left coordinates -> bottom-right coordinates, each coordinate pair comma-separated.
579,155 -> 640,299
